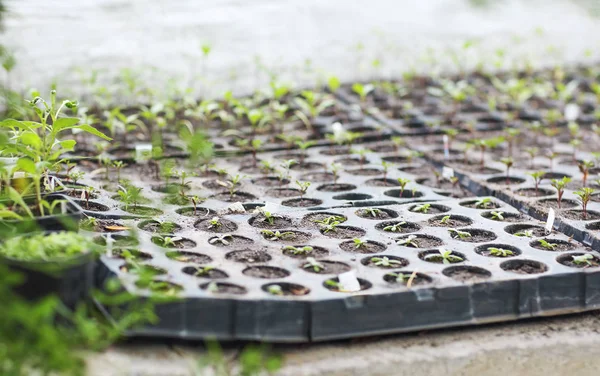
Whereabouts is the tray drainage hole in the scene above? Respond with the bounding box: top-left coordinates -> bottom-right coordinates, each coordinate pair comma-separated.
208,235 -> 254,247
323,277 -> 371,292
408,203 -> 450,214
361,255 -> 409,268
300,260 -> 351,274
262,282 -> 310,296
500,259 -> 548,274
333,193 -> 373,201
200,282 -> 247,295
395,234 -> 444,248
529,238 -> 576,252
556,252 -> 600,268
242,266 -> 291,279
339,239 -> 387,254
428,214 -> 472,228
418,249 -> 466,264
281,198 -> 324,207
317,183 -> 357,192
485,176 -> 526,185
383,189 -> 424,199
355,207 -> 398,220
282,245 -> 329,258
225,249 -> 272,263
182,266 -> 228,279
504,224 -> 547,238
166,251 -> 212,264
176,206 -> 217,217
375,220 -> 421,233
448,228 -> 497,243
383,271 -> 432,286
474,244 -> 521,258
442,266 -> 491,282
94,234 -> 139,247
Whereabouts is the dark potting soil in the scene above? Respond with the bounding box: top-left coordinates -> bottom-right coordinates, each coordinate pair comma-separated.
339,240 -> 386,254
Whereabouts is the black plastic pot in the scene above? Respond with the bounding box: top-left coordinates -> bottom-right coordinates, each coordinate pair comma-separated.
0,234 -> 97,309
0,193 -> 83,234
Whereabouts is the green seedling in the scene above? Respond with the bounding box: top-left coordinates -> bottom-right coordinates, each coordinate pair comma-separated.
208,217 -> 222,229
319,221 -> 341,234
361,208 -> 382,218
412,203 -> 431,213
537,239 -> 557,250
448,229 -> 472,240
500,157 -> 514,184
117,185 -> 144,210
381,161 -> 392,181
208,234 -> 233,245
386,271 -> 419,287
267,285 -> 284,296
194,266 -> 215,277
396,235 -> 419,248
353,238 -> 367,249
352,83 -> 374,102
474,197 -> 493,209
261,230 -> 295,241
351,148 -> 371,168
525,147 -> 539,169
296,180 -> 311,200
330,162 -> 342,184
383,221 -> 407,232
529,171 -> 545,196
550,177 -> 572,209
488,247 -> 514,257
424,248 -> 463,264
578,160 -> 595,187
370,256 -> 403,267
190,195 -> 202,216
283,245 -> 314,255
572,253 -> 596,267
153,235 -> 179,248
574,187 -> 596,220
490,211 -> 505,221
397,178 -> 411,198
514,230 -> 534,238
303,257 -> 325,272
439,215 -> 451,224
314,215 -> 346,225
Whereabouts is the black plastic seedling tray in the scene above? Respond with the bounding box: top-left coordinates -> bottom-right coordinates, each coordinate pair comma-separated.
93,194 -> 600,342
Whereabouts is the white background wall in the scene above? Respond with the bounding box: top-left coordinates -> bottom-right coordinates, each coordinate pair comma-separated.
2,0 -> 600,98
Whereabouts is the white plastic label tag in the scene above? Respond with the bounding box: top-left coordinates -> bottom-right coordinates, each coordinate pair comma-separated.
442,166 -> 454,179
338,270 -> 361,292
442,135 -> 450,160
546,208 -> 555,233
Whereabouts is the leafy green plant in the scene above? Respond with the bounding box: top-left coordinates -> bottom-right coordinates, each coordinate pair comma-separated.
448,228 -> 472,240
197,341 -> 281,376
514,230 -> 534,237
296,180 -> 311,201
412,203 -> 431,213
424,248 -> 463,264
396,235 -> 419,247
360,208 -> 381,218
488,247 -> 514,257
439,215 -> 451,225
369,256 -> 403,267
208,217 -> 222,230
208,234 -> 233,245
490,211 -> 505,221
550,177 -> 572,209
267,284 -> 283,296
574,187 -> 596,220
474,197 -> 493,209
537,239 -> 557,250
529,171 -> 545,196
382,221 -> 407,232
261,230 -> 295,241
352,238 -> 367,249
117,185 -> 144,211
282,245 -> 313,256
397,178 -> 410,198
351,83 -> 374,102
578,160 -> 595,187
302,257 -> 325,272
499,157 -> 513,184
572,253 -> 596,267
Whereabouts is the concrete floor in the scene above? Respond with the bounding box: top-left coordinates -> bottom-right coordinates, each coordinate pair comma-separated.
87,310 -> 600,375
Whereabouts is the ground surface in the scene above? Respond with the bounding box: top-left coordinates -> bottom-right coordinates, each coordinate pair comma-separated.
4,0 -> 600,97
87,310 -> 600,375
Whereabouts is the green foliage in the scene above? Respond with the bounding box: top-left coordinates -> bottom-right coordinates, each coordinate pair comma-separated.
0,232 -> 97,261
